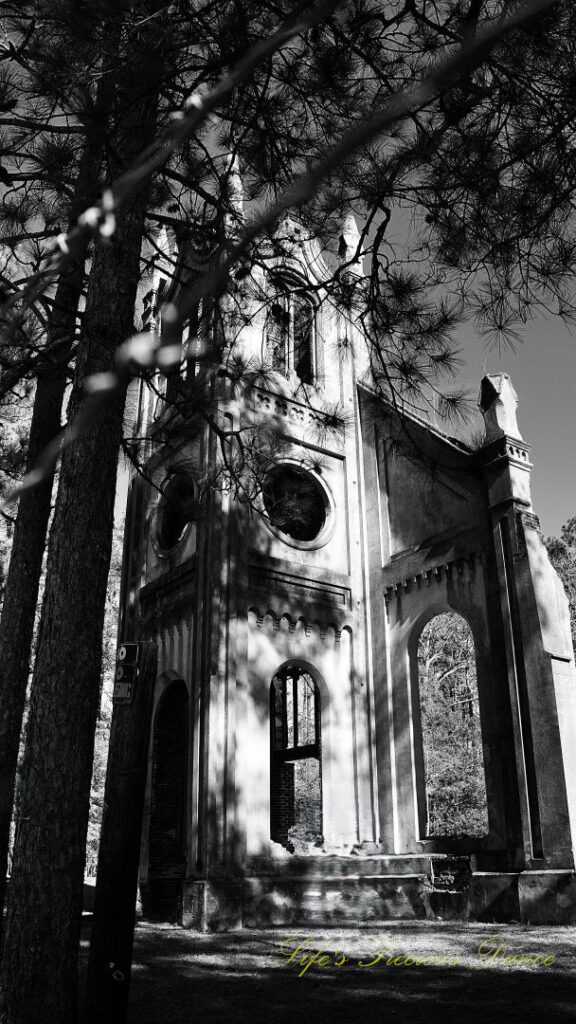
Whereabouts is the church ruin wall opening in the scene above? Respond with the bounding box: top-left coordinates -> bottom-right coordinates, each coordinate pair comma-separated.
416,612 -> 489,841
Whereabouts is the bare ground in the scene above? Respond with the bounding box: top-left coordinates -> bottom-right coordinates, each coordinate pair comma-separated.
81,919 -> 576,1024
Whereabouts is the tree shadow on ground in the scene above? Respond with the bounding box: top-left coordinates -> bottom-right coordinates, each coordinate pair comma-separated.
79,922 -> 576,1024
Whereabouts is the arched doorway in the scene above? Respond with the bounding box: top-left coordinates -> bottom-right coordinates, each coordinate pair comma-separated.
417,613 -> 488,839
146,679 -> 188,919
270,665 -> 323,852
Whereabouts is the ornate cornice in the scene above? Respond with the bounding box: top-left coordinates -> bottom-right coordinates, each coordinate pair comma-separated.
248,606 -> 346,643
383,552 -> 479,603
248,561 -> 351,611
477,434 -> 532,470
250,387 -> 341,441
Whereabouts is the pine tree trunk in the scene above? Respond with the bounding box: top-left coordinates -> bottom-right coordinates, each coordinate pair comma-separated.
0,71 -> 115,934
0,362 -> 67,929
84,642 -> 157,1024
0,220 -> 143,1024
0,19 -> 164,1023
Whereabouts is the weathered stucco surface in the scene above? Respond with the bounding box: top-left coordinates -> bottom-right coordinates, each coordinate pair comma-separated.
120,228 -> 576,928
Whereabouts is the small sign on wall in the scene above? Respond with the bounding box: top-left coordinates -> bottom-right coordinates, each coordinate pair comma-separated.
113,644 -> 141,704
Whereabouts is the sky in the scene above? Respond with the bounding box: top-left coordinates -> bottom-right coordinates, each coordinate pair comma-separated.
374,198 -> 576,540
457,310 -> 576,538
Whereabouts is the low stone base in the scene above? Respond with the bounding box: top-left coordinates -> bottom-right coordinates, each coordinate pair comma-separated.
518,870 -> 576,924
143,862 -> 576,931
181,874 -> 429,931
469,870 -> 576,924
468,872 -> 520,922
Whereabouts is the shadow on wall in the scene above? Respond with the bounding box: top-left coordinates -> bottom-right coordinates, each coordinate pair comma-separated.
122,375 -> 576,934
134,485 -> 491,929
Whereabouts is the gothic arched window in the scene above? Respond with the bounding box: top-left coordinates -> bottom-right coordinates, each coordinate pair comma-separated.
417,612 -> 488,839
270,666 -> 322,850
156,471 -> 197,552
293,295 -> 314,382
265,284 -> 315,384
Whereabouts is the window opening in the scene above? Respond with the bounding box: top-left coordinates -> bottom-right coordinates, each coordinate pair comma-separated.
265,285 -> 315,383
270,667 -> 322,851
156,472 -> 196,552
293,295 -> 314,383
262,465 -> 326,542
417,612 -> 488,838
184,300 -> 203,380
266,301 -> 288,373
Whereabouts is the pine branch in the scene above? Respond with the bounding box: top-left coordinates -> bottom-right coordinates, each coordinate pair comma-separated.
2,0 -> 558,502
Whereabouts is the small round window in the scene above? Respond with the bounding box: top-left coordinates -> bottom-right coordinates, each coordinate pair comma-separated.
263,465 -> 327,543
156,473 -> 196,552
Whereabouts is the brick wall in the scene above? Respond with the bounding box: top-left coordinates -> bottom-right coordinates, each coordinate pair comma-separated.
270,762 -> 295,844
271,757 -> 322,849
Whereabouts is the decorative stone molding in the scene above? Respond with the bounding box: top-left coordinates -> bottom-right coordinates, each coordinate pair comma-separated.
251,387 -> 340,438
248,606 -> 342,643
505,441 -> 531,464
383,553 -> 478,602
249,562 -> 351,610
479,434 -> 532,469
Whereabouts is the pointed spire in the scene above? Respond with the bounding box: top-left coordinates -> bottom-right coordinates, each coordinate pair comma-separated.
155,224 -> 169,259
478,373 -> 523,442
338,211 -> 362,274
151,224 -> 174,292
223,153 -> 244,235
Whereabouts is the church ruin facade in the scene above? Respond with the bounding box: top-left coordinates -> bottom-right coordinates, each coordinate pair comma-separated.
118,214 -> 576,929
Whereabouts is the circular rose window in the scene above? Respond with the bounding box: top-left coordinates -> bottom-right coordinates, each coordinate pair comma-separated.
156,473 -> 197,552
262,465 -> 329,544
